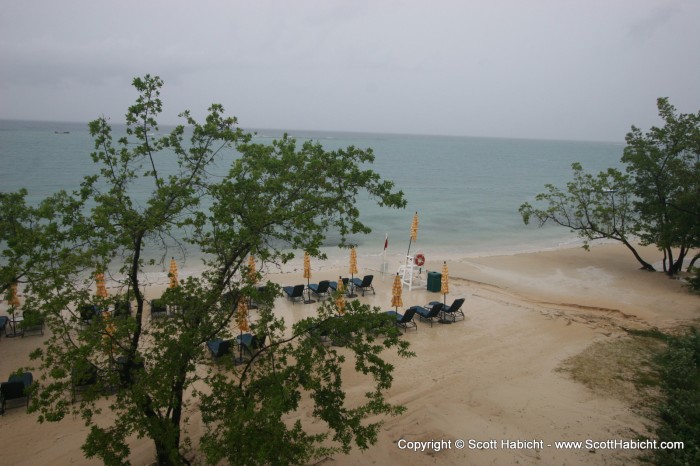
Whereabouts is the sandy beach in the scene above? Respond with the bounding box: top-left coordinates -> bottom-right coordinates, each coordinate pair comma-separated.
1,242 -> 698,465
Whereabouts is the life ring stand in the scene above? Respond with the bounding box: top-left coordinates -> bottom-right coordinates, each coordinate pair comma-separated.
414,253 -> 426,267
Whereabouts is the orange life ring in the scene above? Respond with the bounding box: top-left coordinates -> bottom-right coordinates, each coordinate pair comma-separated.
414,254 -> 425,267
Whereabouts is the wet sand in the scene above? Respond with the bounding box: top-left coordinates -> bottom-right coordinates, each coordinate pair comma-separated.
1,242 -> 698,465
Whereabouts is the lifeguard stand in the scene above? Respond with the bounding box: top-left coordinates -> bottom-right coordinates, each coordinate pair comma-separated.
397,254 -> 425,291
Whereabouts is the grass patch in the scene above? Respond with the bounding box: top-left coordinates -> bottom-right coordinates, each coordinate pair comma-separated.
558,334 -> 666,414
559,327 -> 700,465
652,328 -> 700,465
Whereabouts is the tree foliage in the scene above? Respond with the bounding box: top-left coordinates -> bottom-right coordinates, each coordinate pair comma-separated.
520,98 -> 700,276
622,98 -> 700,275
519,163 -> 654,270
2,75 -> 410,465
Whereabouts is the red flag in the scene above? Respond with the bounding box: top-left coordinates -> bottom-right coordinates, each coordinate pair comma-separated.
384,233 -> 388,250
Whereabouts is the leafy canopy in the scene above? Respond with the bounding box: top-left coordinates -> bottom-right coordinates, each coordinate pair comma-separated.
4,75 -> 410,466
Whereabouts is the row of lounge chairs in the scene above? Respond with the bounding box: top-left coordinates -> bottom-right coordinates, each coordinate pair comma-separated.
385,298 -> 466,332
0,311 -> 45,338
206,333 -> 267,362
283,275 -> 376,304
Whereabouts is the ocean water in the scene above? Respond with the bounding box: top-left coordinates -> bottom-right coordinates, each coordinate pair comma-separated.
0,119 -> 625,268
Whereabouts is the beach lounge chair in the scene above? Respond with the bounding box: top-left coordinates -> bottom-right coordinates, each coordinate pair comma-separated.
236,333 -> 267,358
385,308 -> 418,332
113,299 -> 132,318
411,302 -> 444,327
79,304 -> 100,325
150,299 -> 168,319
19,310 -> 45,337
0,316 -> 8,337
114,356 -> 145,388
206,338 -> 233,359
71,362 -> 98,402
0,372 -> 33,414
351,275 -> 375,296
328,278 -> 350,292
309,280 -> 331,300
429,298 -> 465,323
283,284 -> 305,304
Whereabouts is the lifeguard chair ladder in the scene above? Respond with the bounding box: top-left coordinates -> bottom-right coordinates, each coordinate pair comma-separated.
397,254 -> 425,291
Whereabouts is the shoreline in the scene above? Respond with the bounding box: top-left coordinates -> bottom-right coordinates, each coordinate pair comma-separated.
141,234 -> 607,286
1,241 -> 698,465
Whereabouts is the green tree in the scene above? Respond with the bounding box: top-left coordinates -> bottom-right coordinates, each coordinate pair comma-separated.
622,97 -> 700,275
12,75 -> 409,465
521,98 -> 700,276
519,163 -> 655,271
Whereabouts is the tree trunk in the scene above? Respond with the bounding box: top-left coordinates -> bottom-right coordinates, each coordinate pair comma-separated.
621,238 -> 656,271
688,252 -> 700,271
671,246 -> 688,276
152,414 -> 187,466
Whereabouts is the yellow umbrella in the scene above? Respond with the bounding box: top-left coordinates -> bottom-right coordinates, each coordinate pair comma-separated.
407,211 -> 419,258
169,257 -> 178,288
335,277 -> 346,315
410,211 -> 419,241
348,248 -> 358,298
441,261 -> 449,304
8,282 -> 21,307
235,296 -> 250,364
6,282 -> 21,337
391,273 -> 403,311
303,252 -> 315,303
303,252 -> 311,280
349,248 -> 358,275
247,255 -> 257,284
236,297 -> 250,333
95,271 -> 109,298
101,310 -> 117,362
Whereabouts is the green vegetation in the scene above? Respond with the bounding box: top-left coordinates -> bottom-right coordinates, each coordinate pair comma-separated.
654,328 -> 700,465
560,327 -> 700,465
520,98 -> 700,276
0,75 -> 409,465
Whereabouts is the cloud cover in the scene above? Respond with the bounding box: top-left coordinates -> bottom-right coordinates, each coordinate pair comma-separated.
1,0 -> 698,141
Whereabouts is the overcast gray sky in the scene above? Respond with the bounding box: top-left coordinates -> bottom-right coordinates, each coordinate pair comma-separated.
1,0 -> 698,141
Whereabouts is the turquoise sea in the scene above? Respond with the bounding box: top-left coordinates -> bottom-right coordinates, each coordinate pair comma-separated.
0,119 -> 625,267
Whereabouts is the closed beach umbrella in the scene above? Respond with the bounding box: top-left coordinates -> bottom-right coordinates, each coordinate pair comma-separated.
236,297 -> 250,333
235,297 -> 250,364
348,247 -> 358,298
6,282 -> 21,336
95,271 -> 109,298
303,252 -> 311,280
391,273 -> 403,311
335,277 -> 346,315
102,311 -> 116,359
441,261 -> 449,304
169,257 -> 178,288
407,211 -> 419,258
349,248 -> 358,275
247,255 -> 257,284
8,282 -> 21,307
411,212 -> 419,242
303,252 -> 315,303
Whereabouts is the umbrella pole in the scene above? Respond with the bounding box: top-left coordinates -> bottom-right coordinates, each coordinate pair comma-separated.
235,328 -> 244,365
305,278 -> 315,304
406,237 -> 413,263
348,274 -> 357,298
